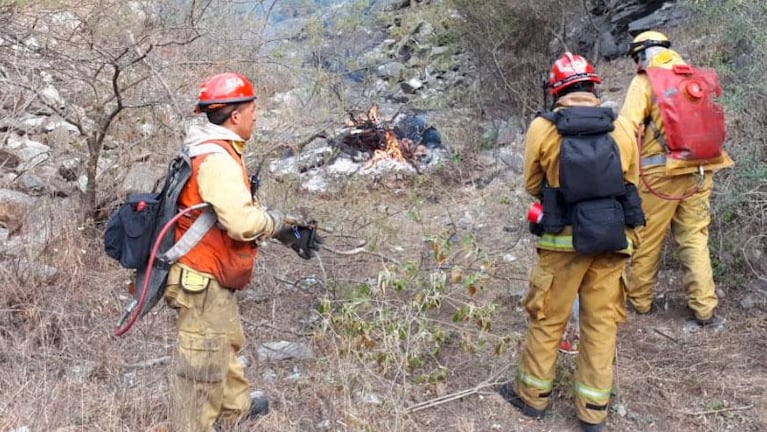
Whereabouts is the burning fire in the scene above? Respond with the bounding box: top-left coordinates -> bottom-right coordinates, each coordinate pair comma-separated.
373,130 -> 407,163
364,104 -> 408,166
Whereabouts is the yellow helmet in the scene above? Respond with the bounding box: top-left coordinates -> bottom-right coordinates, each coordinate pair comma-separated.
628,30 -> 671,60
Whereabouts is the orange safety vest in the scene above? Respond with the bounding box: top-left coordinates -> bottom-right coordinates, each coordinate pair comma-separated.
175,140 -> 257,289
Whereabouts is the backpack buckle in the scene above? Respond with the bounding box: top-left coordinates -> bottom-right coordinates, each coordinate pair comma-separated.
672,64 -> 693,75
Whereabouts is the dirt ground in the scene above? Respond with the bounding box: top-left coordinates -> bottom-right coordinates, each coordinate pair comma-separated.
227,175 -> 767,432
119,169 -> 767,431
0,140 -> 765,432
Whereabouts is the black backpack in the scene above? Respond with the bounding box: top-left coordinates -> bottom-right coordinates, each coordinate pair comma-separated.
541,106 -> 625,204
539,107 -> 629,254
104,144 -> 224,335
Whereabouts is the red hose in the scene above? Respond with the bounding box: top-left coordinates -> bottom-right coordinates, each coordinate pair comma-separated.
638,129 -> 701,201
113,202 -> 209,336
639,165 -> 700,201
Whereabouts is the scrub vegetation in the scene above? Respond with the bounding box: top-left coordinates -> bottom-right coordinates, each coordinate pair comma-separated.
684,0 -> 767,287
0,1 -> 764,431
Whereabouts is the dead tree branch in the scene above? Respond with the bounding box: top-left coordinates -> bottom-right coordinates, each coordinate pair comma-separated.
405,367 -> 512,413
678,404 -> 754,416
320,243 -> 401,265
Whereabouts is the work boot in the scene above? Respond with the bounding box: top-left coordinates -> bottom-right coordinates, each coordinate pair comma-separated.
628,294 -> 667,315
247,390 -> 270,419
578,419 -> 604,432
216,393 -> 270,431
695,314 -> 725,328
559,337 -> 579,355
497,383 -> 545,419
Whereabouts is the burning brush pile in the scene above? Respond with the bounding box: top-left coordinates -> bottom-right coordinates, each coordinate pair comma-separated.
340,104 -> 434,170
269,104 -> 447,192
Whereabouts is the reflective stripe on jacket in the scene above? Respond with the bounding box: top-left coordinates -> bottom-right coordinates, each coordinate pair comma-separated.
538,231 -> 635,255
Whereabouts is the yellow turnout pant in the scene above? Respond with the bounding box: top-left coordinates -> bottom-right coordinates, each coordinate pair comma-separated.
627,171 -> 717,320
515,249 -> 627,425
164,265 -> 251,432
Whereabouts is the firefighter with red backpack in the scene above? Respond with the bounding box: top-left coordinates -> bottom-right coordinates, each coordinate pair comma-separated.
163,72 -> 320,432
499,53 -> 644,432
621,31 -> 734,326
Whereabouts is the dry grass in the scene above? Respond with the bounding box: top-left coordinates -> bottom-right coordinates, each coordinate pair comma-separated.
613,278 -> 767,432
3,153 -> 764,431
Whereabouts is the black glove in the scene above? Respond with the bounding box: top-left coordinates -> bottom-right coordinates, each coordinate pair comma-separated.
274,223 -> 322,259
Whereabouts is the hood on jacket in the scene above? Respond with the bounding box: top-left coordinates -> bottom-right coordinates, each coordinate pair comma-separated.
555,91 -> 600,109
183,122 -> 244,148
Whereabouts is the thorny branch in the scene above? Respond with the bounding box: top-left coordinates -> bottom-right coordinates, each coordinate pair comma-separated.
128,30 -> 185,126
742,235 -> 767,281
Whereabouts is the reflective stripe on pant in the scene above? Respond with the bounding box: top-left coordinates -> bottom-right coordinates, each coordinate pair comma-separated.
515,249 -> 627,424
627,171 -> 717,320
165,266 -> 250,432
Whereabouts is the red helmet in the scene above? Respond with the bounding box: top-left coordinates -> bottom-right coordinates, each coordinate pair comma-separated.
196,73 -> 256,110
547,52 -> 601,95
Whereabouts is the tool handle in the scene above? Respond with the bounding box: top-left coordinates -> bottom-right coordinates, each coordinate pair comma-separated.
284,215 -> 333,233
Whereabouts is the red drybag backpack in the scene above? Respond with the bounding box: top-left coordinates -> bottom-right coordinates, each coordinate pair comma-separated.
645,64 -> 725,161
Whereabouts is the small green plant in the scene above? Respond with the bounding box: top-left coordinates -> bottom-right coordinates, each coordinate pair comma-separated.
318,225 -> 500,383
704,399 -> 727,411
554,356 -> 577,398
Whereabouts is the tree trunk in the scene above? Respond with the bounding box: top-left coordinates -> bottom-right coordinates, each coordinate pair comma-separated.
84,134 -> 101,221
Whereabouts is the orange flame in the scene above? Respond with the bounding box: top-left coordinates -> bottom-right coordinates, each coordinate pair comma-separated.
362,103 -> 408,167
367,130 -> 407,166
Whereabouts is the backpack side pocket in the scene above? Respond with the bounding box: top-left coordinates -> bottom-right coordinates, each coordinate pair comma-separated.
104,193 -> 161,269
571,197 -> 627,254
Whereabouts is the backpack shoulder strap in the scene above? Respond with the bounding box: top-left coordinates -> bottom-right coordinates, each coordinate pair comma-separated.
159,141 -> 232,264
545,106 -> 615,135
538,110 -> 558,123
159,209 -> 217,263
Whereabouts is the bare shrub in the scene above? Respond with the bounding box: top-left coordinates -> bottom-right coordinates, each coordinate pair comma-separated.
0,1 -> 291,220
446,0 -> 580,120
683,0 -> 767,286
0,1 -> 204,217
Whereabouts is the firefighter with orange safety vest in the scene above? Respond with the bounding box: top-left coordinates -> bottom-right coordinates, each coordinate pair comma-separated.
163,72 -> 319,432
499,53 -> 644,432
621,31 -> 734,327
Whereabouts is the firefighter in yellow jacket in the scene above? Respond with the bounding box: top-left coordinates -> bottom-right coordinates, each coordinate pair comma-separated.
164,73 -> 320,432
621,31 -> 733,326
499,53 -> 643,432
